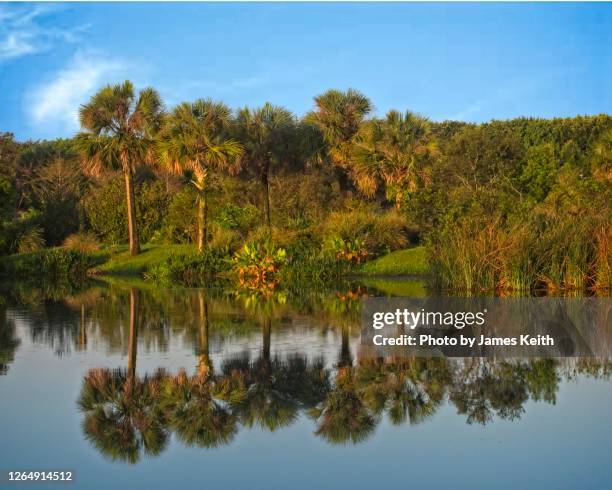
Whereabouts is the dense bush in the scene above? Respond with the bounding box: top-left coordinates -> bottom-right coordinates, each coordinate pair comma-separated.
145,250 -> 229,286
320,208 -> 412,257
0,248 -> 97,279
83,178 -> 171,244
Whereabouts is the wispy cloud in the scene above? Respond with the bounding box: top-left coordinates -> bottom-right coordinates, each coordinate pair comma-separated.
27,52 -> 125,133
0,4 -> 88,61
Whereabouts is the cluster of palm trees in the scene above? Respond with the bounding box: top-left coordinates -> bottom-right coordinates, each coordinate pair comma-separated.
76,81 -> 436,255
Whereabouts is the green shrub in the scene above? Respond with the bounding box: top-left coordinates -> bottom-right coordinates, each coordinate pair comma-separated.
232,243 -> 286,291
145,250 -> 229,286
0,248 -> 97,279
321,209 -> 411,257
161,186 -> 198,244
83,178 -> 171,244
209,225 -> 242,254
215,202 -> 258,231
17,226 -> 45,253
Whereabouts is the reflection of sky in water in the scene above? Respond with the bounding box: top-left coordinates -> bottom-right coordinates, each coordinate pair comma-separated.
1,291 -> 611,490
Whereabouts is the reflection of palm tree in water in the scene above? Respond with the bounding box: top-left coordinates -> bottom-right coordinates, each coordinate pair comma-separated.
197,290 -> 212,381
309,322 -> 376,445
78,288 -> 169,464
127,288 -> 139,383
218,295 -> 331,432
230,313 -> 300,431
311,358 -> 449,445
160,289 -> 239,449
77,303 -> 87,351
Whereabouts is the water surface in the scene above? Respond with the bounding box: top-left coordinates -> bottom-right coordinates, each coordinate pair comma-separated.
1,280 -> 611,489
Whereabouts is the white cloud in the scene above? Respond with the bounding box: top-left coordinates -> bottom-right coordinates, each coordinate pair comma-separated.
0,31 -> 38,59
27,52 -> 124,132
0,4 -> 88,61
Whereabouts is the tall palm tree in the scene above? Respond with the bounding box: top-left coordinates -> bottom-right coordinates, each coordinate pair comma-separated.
306,89 -> 372,177
235,103 -> 295,232
76,80 -> 163,256
157,100 -> 242,252
350,110 -> 437,208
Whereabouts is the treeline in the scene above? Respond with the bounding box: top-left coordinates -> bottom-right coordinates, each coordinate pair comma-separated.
0,82 -> 610,290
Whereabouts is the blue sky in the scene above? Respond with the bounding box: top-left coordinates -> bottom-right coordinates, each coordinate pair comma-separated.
0,2 -> 610,141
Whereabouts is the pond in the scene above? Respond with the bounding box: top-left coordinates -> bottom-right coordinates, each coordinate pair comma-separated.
1,279 -> 611,489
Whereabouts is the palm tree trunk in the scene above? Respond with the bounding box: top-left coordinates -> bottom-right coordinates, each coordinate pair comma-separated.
78,303 -> 87,351
197,191 -> 208,253
128,288 -> 140,383
198,290 -> 211,380
124,169 -> 140,256
339,324 -> 352,369
262,168 -> 271,234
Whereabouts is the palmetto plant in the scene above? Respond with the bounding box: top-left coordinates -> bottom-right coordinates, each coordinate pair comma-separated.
306,88 -> 372,171
235,103 -> 295,232
350,110 -> 437,208
75,80 -> 163,256
157,99 -> 243,252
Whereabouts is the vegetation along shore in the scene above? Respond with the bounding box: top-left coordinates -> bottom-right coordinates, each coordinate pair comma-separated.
1,82 -> 610,292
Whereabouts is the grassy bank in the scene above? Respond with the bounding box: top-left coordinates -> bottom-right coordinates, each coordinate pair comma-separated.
359,247 -> 428,276
94,244 -> 198,275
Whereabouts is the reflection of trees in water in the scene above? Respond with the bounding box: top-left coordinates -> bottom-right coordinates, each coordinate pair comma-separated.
0,304 -> 20,375
3,282 -> 371,359
77,289 -> 170,464
6,282 -> 611,458
78,346 -> 610,462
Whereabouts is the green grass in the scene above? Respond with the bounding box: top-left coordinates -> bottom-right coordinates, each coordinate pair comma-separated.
361,278 -> 428,297
359,246 -> 429,276
95,244 -> 197,275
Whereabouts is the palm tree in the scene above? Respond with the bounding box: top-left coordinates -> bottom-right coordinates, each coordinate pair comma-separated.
157,99 -> 243,252
309,368 -> 376,445
350,110 -> 437,208
76,80 -> 163,256
235,103 -> 295,232
78,368 -> 169,463
306,89 -> 372,180
160,370 -> 238,449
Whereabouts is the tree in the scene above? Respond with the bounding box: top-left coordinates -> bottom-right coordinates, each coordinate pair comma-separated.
235,103 -> 295,232
75,80 -> 163,256
306,89 -> 372,182
157,100 -> 242,252
350,110 -> 437,208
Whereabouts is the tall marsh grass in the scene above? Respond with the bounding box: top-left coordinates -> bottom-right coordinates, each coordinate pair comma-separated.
429,216 -> 611,292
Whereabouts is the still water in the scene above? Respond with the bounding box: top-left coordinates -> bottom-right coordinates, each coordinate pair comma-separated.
1,280 -> 611,489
